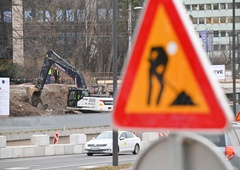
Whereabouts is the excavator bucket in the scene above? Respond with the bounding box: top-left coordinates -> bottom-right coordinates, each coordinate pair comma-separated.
26,86 -> 43,107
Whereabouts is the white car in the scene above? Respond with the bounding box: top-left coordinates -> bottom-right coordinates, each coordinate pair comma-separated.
85,130 -> 141,156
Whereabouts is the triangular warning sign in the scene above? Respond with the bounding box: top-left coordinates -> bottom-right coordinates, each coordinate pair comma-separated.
113,0 -> 233,131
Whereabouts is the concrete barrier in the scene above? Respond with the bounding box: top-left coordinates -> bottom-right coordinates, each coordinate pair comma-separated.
0,134 -> 86,159
0,132 -> 161,159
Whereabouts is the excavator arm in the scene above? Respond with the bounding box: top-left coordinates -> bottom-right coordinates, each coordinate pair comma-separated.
35,50 -> 87,91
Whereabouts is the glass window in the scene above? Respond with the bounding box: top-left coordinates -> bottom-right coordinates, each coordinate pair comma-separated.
220,17 -> 226,23
228,16 -> 233,23
220,31 -> 226,37
192,18 -> 197,24
192,4 -> 198,11
56,10 -> 64,21
206,17 -> 212,24
232,129 -> 240,145
214,44 -> 219,51
206,4 -> 212,10
236,3 -> 240,9
221,44 -> 226,50
185,5 -> 190,11
98,8 -> 106,20
3,11 -> 12,23
200,134 -> 225,147
228,3 -> 233,9
213,31 -> 219,37
213,17 -> 219,24
236,16 -> 240,23
213,3 -> 219,10
45,10 -> 51,22
199,18 -> 204,24
199,4 -> 205,10
220,3 -> 226,10
36,10 -> 43,22
77,9 -> 85,20
66,10 -> 74,21
24,10 -> 32,22
120,132 -> 127,138
126,132 -> 134,138
66,33 -> 76,44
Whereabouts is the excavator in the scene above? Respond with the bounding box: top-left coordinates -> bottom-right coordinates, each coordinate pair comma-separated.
29,50 -> 113,112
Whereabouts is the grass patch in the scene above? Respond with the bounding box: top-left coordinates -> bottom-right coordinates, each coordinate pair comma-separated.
81,163 -> 132,170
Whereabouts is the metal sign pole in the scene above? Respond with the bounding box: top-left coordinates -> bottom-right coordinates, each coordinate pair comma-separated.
112,0 -> 118,166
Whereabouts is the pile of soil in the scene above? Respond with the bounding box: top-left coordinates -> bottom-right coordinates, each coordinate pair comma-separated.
10,83 -> 76,116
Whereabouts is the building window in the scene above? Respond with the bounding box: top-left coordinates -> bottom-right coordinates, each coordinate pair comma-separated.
220,3 -> 226,10
220,17 -> 226,23
213,31 -> 219,37
24,10 -> 33,22
221,44 -> 226,50
192,4 -> 198,11
98,8 -> 106,20
77,9 -> 85,20
214,44 -> 219,51
213,17 -> 219,24
199,18 -> 204,24
227,16 -> 233,23
36,10 -> 43,22
185,5 -> 190,11
199,4 -> 205,10
3,11 -> 12,23
236,3 -> 240,9
66,10 -> 74,21
206,17 -> 212,24
45,10 -> 51,22
213,3 -> 219,10
56,10 -> 64,21
228,3 -> 233,9
206,4 -> 212,10
236,16 -> 240,23
192,18 -> 197,24
220,31 -> 226,37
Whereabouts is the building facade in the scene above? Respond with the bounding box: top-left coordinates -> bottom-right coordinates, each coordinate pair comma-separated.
1,0 -> 240,68
184,0 -> 240,60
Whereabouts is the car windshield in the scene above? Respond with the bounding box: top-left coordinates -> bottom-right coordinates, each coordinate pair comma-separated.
200,134 -> 226,147
96,131 -> 113,139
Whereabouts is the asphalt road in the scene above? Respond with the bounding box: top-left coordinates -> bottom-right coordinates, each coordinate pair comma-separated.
0,153 -> 139,170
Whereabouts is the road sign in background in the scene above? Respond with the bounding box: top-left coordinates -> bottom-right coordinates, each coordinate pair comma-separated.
0,77 -> 10,116
113,0 -> 233,131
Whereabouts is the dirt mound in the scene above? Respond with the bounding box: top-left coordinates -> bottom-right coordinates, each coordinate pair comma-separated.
10,84 -> 76,116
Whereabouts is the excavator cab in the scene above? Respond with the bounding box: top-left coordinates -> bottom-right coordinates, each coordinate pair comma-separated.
67,88 -> 90,108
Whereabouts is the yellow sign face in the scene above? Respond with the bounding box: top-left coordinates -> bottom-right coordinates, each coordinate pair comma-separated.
126,4 -> 209,114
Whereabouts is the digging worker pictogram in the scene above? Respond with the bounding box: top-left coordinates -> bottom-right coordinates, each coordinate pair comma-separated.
148,47 -> 168,105
147,46 -> 195,106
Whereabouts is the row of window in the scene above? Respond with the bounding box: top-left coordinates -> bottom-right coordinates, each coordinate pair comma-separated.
185,3 -> 240,11
1,8 -> 114,23
24,8 -> 113,22
192,16 -> 240,25
199,30 -> 237,38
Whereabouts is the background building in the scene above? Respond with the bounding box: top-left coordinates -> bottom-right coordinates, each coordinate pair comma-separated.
184,0 -> 240,70
1,0 -> 239,77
